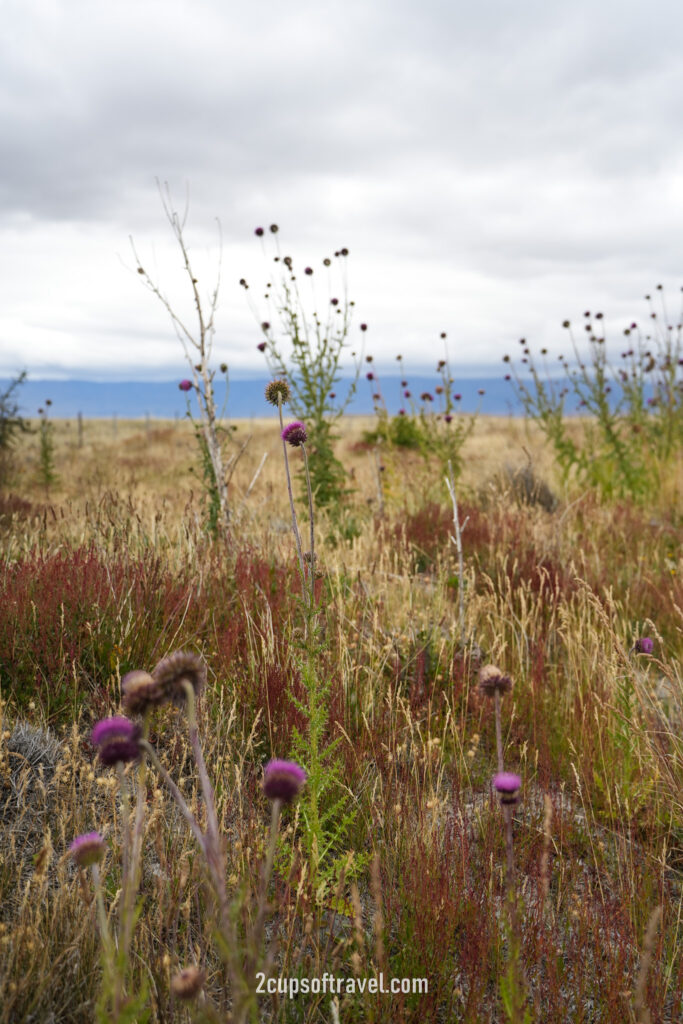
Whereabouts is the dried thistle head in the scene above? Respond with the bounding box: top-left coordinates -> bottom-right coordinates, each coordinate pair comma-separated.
171,966 -> 206,1000
151,651 -> 207,705
265,379 -> 291,406
121,669 -> 166,714
478,664 -> 513,699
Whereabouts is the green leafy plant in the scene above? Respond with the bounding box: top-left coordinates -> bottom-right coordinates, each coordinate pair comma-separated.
37,400 -> 57,496
362,335 -> 479,487
243,226 -> 365,515
504,288 -> 683,501
0,371 -> 30,489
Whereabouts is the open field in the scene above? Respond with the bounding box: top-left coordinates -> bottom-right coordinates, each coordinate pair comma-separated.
1,414 -> 682,1022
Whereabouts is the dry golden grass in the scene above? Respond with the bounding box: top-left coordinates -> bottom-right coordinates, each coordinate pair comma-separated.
0,412 -> 681,1022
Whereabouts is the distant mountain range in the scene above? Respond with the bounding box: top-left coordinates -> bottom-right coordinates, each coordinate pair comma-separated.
2,374 -> 528,417
2,374 -> 646,420
4,375 -> 528,419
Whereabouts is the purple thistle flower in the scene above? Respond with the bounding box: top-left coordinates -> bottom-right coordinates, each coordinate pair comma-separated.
281,421 -> 307,447
403,390 -> 411,398
257,342 -> 267,352
493,772 -> 522,805
366,372 -> 374,381
329,392 -> 336,399
178,379 -> 192,392
400,380 -> 408,387
444,414 -> 453,424
398,408 -> 405,416
304,266 -> 313,275
69,831 -> 106,868
91,716 -> 141,766
360,323 -> 368,331
254,226 -> 264,237
634,637 -> 654,654
420,392 -> 433,402
263,759 -> 307,803
454,393 -> 461,401
330,297 -> 339,306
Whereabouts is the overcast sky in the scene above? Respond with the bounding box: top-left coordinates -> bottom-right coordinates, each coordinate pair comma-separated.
2,0 -> 683,381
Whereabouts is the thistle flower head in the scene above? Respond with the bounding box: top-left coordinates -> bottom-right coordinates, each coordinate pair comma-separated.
121,669 -> 166,714
178,379 -> 192,392
263,759 -> 307,803
171,966 -> 206,1000
478,664 -> 513,698
265,379 -> 291,406
493,772 -> 522,804
91,716 -> 141,766
151,651 -> 207,705
634,636 -> 654,654
281,421 -> 307,447
69,831 -> 106,868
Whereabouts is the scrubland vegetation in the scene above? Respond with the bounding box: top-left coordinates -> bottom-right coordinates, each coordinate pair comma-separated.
0,406 -> 681,1024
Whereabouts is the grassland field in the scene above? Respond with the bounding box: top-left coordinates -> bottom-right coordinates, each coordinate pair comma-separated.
0,413 -> 681,1023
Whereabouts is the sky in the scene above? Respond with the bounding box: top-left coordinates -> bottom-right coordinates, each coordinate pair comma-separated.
2,0 -> 683,383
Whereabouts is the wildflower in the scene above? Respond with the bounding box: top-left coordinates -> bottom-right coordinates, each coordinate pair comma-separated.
269,224 -> 279,234
493,772 -> 522,805
401,380 -> 408,387
91,716 -> 141,766
151,651 -> 207,705
281,421 -> 307,447
121,669 -> 165,714
634,637 -> 654,655
261,321 -> 270,331
178,380 -> 192,392
330,298 -> 339,306
329,391 -> 336,399
421,392 -> 433,402
444,414 -> 453,424
478,389 -> 485,396
366,372 -> 374,381
263,759 -> 307,803
323,257 -> 331,266
454,393 -> 461,401
220,363 -> 228,373
404,390 -> 411,398
257,342 -> 267,352
254,227 -> 264,237
69,832 -> 106,868
360,323 -> 368,331
478,664 -> 513,698
265,379 -> 291,406
305,266 -> 313,275
172,966 -> 206,1001
398,408 -> 405,415
340,247 -> 349,256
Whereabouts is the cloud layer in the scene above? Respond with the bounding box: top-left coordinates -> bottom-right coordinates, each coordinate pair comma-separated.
2,0 -> 682,380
